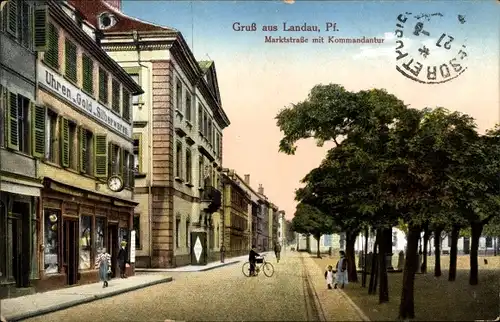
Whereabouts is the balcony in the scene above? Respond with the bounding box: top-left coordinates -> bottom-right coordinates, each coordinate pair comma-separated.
200,185 -> 222,214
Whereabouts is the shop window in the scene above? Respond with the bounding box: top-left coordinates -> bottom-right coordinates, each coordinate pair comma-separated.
96,217 -> 106,252
133,215 -> 141,249
79,215 -> 92,270
176,218 -> 180,248
44,209 -> 60,274
82,54 -> 94,95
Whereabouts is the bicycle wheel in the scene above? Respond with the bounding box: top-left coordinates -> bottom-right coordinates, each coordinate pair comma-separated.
262,262 -> 274,277
242,262 -> 251,277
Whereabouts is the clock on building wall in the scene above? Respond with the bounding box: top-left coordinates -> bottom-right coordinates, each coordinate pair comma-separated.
107,175 -> 124,192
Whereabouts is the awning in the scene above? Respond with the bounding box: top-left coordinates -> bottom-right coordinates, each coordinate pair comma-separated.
0,179 -> 43,197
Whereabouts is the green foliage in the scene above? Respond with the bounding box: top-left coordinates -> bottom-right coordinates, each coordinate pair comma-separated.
290,203 -> 338,239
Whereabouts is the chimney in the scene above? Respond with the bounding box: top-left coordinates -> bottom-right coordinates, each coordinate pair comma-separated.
244,174 -> 250,184
258,184 -> 264,195
104,0 -> 122,11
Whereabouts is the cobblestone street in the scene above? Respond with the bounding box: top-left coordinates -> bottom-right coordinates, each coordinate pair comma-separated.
19,252 -> 363,322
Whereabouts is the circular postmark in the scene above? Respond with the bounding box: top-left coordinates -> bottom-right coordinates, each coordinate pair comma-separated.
394,12 -> 468,84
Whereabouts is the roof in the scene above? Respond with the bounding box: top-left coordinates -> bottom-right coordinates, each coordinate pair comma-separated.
70,0 -> 178,34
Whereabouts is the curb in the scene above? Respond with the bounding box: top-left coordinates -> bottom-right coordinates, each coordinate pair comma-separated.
7,277 -> 173,322
135,260 -> 242,273
196,260 -> 241,271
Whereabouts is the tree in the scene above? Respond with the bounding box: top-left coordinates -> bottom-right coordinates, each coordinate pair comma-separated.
290,203 -> 337,258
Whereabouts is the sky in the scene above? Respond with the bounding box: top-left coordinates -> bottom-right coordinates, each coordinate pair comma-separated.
122,0 -> 500,220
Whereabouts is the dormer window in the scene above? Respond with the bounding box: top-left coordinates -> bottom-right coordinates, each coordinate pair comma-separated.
98,12 -> 118,30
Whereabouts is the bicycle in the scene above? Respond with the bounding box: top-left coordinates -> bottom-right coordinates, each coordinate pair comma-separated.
242,255 -> 274,277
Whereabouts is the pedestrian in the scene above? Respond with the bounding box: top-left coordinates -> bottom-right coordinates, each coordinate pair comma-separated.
324,265 -> 334,289
118,240 -> 129,278
274,243 -> 282,263
95,247 -> 112,288
334,250 -> 348,289
220,245 -> 226,263
249,245 -> 260,276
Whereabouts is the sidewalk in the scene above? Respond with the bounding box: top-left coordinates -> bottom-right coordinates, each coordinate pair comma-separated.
135,252 -> 272,273
300,252 -> 371,321
0,274 -> 172,322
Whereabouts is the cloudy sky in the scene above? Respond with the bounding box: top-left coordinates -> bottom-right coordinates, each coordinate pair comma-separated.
122,0 -> 499,220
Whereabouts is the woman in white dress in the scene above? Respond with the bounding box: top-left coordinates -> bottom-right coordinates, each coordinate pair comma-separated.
324,265 -> 334,289
334,250 -> 348,289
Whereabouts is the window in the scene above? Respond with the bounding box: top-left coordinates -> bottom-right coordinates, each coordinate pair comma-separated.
79,215 -> 92,270
185,91 -> 192,122
133,134 -> 142,173
198,104 -> 202,131
112,79 -> 120,113
203,112 -> 208,137
44,23 -> 59,69
215,133 -> 219,157
19,0 -> 33,49
79,128 -> 93,175
0,86 -> 4,147
122,90 -> 130,121
109,143 -> 121,176
44,209 -> 60,274
198,156 -> 204,187
208,120 -> 213,146
175,141 -> 182,178
95,217 -> 106,253
45,109 -> 58,163
129,74 -> 140,105
176,80 -> 182,111
6,0 -> 18,36
68,121 -> 77,170
8,94 -> 31,154
98,68 -> 108,104
134,215 -> 141,249
486,237 -> 493,248
185,221 -> 189,248
82,54 -> 94,95
65,39 -> 77,83
176,218 -> 180,248
185,148 -> 192,183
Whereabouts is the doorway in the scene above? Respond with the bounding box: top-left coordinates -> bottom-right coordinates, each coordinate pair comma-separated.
107,224 -> 118,278
63,219 -> 78,285
9,202 -> 31,288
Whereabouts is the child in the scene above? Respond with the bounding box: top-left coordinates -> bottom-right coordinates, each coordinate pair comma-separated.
334,250 -> 348,289
324,265 -> 334,289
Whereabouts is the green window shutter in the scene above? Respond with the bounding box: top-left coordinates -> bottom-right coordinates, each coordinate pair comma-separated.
94,135 -> 107,178
31,104 -> 46,158
112,79 -> 120,113
128,153 -> 135,189
98,68 -> 108,104
7,92 -> 19,150
122,150 -> 129,186
122,90 -> 130,121
45,23 -> 59,68
82,55 -> 94,94
60,117 -> 69,167
65,40 -> 77,82
7,0 -> 17,35
79,127 -> 87,173
34,6 -> 48,52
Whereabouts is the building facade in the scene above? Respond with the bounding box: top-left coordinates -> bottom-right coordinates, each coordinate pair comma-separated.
220,170 -> 251,257
257,185 -> 270,251
269,205 -> 279,248
72,0 -> 230,268
0,0 -> 43,298
278,210 -> 285,246
35,0 -> 142,292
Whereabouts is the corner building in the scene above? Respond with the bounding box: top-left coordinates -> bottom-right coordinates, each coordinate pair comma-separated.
71,0 -> 230,267
34,0 -> 142,291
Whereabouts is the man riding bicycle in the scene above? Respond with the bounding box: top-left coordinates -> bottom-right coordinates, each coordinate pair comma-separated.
249,245 -> 260,276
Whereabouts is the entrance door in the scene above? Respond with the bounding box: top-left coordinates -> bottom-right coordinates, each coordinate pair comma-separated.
107,224 -> 118,278
10,202 -> 31,288
190,232 -> 207,265
63,219 -> 78,285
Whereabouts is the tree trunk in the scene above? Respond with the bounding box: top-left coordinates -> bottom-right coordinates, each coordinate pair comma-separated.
421,226 -> 430,273
362,227 -> 369,288
398,226 -> 420,320
378,228 -> 389,303
345,230 -> 358,283
448,225 -> 460,282
316,235 -> 321,258
469,221 -> 483,285
434,227 -> 443,277
368,231 -> 379,295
